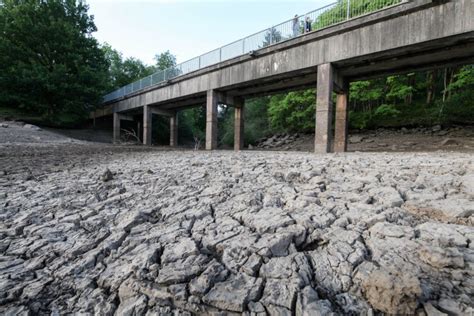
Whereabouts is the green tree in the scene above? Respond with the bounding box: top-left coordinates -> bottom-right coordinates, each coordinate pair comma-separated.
262,28 -> 282,47
268,90 -> 315,132
447,65 -> 474,91
154,50 -> 177,71
386,75 -> 416,104
102,43 -> 154,90
0,0 -> 108,121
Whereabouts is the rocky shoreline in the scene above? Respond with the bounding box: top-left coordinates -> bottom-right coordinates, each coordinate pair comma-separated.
0,143 -> 473,315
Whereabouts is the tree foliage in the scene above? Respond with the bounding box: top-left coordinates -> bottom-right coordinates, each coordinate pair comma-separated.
268,90 -> 315,132
154,50 -> 177,71
0,0 -> 108,121
102,43 -> 154,91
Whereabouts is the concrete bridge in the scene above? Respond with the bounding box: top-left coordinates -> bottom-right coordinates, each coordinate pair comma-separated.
91,0 -> 474,153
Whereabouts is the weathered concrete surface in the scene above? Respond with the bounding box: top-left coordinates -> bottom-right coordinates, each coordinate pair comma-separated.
315,63 -> 334,154
205,90 -> 220,150
234,97 -> 244,151
334,92 -> 349,153
170,113 -> 178,147
143,105 -> 152,146
0,144 -> 473,315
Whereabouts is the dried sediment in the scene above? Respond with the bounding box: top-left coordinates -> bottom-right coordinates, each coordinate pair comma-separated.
0,144 -> 473,315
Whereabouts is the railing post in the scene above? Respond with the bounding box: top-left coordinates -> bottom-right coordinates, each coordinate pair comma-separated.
347,0 -> 351,20
270,27 -> 274,45
242,39 -> 245,54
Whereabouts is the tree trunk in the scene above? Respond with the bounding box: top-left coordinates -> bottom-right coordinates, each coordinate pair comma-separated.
447,68 -> 456,101
426,70 -> 436,104
443,68 -> 449,103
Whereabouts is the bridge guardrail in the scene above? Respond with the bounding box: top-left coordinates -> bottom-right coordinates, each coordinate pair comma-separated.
103,0 -> 403,103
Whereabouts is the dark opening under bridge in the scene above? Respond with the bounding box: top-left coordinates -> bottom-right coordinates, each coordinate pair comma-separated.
91,0 -> 474,153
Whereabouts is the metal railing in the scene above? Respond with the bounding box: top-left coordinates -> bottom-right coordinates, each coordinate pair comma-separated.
103,0 -> 403,103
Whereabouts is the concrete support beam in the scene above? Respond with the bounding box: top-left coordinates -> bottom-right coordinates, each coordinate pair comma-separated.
170,112 -> 178,147
334,92 -> 349,152
315,63 -> 334,154
234,97 -> 244,151
113,113 -> 120,144
151,108 -> 174,117
119,114 -> 135,122
206,90 -> 222,150
143,105 -> 152,146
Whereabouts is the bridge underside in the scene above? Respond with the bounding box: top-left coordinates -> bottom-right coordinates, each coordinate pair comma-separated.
94,0 -> 474,152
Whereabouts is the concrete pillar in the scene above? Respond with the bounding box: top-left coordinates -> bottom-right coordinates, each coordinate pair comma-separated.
234,97 -> 244,151
170,112 -> 178,147
143,105 -> 152,146
137,122 -> 141,142
334,92 -> 349,152
113,113 -> 120,144
206,90 -> 219,150
315,63 -> 334,154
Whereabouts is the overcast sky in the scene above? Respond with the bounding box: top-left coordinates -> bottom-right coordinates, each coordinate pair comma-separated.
87,0 -> 334,65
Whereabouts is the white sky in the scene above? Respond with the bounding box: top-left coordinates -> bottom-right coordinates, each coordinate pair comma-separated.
87,0 -> 334,65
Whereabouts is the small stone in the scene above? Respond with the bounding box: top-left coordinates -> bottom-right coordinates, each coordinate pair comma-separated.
101,169 -> 113,182
460,174 -> 474,196
23,123 -> 41,131
361,267 -> 422,314
440,138 -> 459,146
115,295 -> 148,316
349,135 -> 365,144
202,273 -> 263,312
432,125 -> 442,132
419,246 -> 464,269
423,302 -> 448,316
296,287 -> 333,316
248,301 -> 266,313
241,253 -> 262,277
189,260 -> 228,295
437,298 -> 464,315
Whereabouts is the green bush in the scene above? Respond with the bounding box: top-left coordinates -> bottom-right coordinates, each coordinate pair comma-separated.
374,104 -> 401,119
349,111 -> 373,130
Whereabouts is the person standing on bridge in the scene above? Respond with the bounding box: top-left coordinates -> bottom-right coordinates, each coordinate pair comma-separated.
305,16 -> 312,33
292,15 -> 300,37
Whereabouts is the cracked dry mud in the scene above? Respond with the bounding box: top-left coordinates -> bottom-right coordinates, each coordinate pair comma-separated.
1,144 -> 473,315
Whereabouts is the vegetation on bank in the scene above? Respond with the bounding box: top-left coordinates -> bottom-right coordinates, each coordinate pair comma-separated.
0,0 -> 473,144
